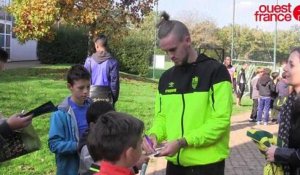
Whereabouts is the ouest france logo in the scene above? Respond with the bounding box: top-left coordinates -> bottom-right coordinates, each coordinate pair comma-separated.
254,3 -> 300,22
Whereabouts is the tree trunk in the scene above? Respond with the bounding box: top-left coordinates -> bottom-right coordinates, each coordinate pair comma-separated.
88,23 -> 96,56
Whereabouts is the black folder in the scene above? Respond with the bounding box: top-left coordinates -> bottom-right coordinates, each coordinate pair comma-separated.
21,101 -> 57,118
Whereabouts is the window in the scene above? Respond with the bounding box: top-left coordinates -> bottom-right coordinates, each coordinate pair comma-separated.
0,23 -> 11,59
5,35 -> 9,47
0,12 -> 5,20
0,34 -> 4,48
0,0 -> 12,59
6,24 -> 10,33
0,23 -> 4,33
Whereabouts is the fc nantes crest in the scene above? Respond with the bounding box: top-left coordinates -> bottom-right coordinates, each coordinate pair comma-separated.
192,77 -> 199,89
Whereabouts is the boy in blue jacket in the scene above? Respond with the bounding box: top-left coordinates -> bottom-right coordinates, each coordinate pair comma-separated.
48,65 -> 92,175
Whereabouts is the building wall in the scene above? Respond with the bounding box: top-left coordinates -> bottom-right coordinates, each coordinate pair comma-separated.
0,1 -> 38,61
10,39 -> 38,61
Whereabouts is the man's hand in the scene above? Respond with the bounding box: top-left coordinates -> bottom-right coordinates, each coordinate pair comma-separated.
7,114 -> 32,130
158,139 -> 186,157
142,134 -> 157,154
266,145 -> 277,162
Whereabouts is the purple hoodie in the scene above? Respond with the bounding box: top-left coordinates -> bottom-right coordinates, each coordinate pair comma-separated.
84,51 -> 120,103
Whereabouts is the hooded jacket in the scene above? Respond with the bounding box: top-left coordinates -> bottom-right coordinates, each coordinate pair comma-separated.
48,97 -> 91,175
148,54 -> 232,167
84,51 -> 120,103
256,74 -> 275,97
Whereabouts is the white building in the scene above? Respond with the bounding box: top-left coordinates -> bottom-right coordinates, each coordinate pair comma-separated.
0,0 -> 38,61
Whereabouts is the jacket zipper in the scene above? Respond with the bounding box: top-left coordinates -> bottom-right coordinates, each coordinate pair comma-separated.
177,94 -> 185,166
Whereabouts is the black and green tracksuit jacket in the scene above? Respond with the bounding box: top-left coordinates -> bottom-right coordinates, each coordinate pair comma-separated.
148,54 -> 233,167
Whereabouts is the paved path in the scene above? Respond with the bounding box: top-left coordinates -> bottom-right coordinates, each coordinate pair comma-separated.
5,61 -> 41,70
146,112 -> 279,175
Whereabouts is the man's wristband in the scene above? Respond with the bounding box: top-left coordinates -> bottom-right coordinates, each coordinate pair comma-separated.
177,138 -> 187,148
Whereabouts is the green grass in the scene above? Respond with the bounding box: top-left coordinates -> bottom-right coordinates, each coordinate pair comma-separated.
232,96 -> 253,115
0,65 -> 251,174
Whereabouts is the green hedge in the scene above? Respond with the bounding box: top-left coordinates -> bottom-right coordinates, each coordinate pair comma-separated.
37,26 -> 88,64
112,37 -> 153,76
38,26 -> 153,76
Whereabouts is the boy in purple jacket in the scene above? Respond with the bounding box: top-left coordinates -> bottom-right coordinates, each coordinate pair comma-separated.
84,35 -> 119,105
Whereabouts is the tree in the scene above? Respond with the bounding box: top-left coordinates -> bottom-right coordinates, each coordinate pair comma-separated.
178,11 -> 220,48
217,26 -> 231,57
218,25 -> 273,61
190,20 -> 220,47
111,12 -> 156,75
7,0 -> 155,54
275,30 -> 294,62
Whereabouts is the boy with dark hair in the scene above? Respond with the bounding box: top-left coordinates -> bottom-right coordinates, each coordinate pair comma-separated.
85,101 -> 114,125
78,101 -> 115,175
48,64 -> 92,175
87,111 -> 144,175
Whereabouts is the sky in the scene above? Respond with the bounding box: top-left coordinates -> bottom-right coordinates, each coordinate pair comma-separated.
158,0 -> 300,31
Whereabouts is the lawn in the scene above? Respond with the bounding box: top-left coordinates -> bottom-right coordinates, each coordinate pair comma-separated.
0,65 -> 251,175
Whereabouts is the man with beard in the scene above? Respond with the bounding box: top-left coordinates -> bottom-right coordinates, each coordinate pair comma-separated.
143,12 -> 232,175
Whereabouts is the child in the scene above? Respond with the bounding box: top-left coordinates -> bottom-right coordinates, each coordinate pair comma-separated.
48,65 -> 92,175
249,67 -> 263,122
256,68 -> 275,125
87,111 -> 144,175
78,101 -> 114,175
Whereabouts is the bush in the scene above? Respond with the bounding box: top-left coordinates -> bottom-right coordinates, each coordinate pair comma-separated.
112,37 -> 153,76
37,26 -> 88,64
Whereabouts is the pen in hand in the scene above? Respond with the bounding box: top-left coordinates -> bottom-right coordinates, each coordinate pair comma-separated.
144,135 -> 156,152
